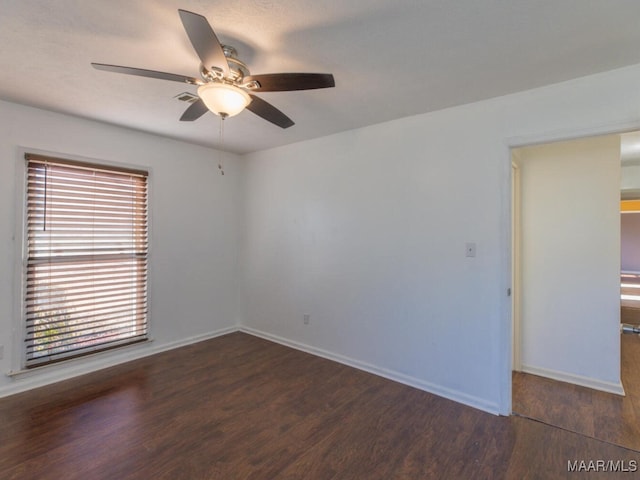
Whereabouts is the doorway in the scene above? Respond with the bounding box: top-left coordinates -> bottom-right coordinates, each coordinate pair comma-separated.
620,131 -> 640,325
510,133 -> 640,450
621,206 -> 640,323
512,134 -> 640,451
511,134 -> 622,391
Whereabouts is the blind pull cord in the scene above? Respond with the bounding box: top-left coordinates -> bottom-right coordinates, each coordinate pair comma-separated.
43,163 -> 48,232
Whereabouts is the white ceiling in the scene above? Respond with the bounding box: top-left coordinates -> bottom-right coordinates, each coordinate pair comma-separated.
2,0 -> 640,154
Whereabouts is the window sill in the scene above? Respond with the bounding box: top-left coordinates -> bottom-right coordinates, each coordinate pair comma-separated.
6,337 -> 154,380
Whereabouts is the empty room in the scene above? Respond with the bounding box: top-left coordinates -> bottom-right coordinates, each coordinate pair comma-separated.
2,1 -> 640,478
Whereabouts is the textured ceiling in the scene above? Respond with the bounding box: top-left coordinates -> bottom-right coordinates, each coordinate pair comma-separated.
2,0 -> 640,154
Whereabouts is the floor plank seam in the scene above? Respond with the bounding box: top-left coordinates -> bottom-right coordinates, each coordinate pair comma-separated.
511,411 -> 640,454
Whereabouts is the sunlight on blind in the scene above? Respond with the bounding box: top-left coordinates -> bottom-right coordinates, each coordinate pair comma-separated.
24,154 -> 148,367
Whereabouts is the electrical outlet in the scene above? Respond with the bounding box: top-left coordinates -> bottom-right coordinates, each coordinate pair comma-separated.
303,314 -> 310,325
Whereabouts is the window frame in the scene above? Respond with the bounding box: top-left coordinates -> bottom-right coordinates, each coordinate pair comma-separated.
12,149 -> 152,372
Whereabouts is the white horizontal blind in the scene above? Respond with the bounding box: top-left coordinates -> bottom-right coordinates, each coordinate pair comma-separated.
24,154 -> 148,367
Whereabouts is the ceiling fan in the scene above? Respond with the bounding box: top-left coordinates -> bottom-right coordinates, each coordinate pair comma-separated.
91,9 -> 335,129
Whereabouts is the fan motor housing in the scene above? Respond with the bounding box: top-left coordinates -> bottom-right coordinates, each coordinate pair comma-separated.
200,45 -> 250,84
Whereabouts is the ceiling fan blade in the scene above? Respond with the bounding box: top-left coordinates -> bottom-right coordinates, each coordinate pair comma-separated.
178,9 -> 229,76
244,73 -> 335,92
92,63 -> 200,85
179,98 -> 209,121
246,95 -> 294,129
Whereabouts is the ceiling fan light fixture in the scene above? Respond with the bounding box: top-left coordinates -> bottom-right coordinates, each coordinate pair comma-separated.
197,82 -> 250,117
92,10 -> 334,128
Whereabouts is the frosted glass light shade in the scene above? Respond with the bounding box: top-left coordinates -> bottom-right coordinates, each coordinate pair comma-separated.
197,83 -> 250,117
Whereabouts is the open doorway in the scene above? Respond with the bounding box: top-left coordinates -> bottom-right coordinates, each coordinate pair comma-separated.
510,133 -> 640,451
621,207 -> 640,323
621,131 -> 640,325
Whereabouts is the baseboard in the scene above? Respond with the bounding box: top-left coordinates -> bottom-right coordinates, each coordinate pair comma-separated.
2,323 -> 505,415
520,364 -> 626,396
0,325 -> 238,399
240,326 -> 501,415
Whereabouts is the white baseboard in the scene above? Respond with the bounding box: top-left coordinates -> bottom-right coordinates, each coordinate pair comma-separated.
3,324 -> 504,416
240,326 -> 501,415
0,325 -> 237,399
520,364 -> 626,396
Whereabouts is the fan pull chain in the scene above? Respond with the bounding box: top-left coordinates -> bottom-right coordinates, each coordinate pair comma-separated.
218,115 -> 226,176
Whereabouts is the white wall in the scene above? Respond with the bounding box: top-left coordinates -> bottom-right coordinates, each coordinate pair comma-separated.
621,212 -> 640,271
0,100 -> 242,397
516,136 -> 622,393
240,63 -> 640,414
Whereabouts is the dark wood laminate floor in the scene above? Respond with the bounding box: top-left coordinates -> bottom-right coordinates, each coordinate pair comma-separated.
1,332 -> 639,479
513,334 -> 640,453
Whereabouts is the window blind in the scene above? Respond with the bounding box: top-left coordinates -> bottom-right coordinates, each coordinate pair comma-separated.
24,154 -> 148,367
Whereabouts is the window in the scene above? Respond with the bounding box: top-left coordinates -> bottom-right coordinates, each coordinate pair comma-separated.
23,154 -> 148,368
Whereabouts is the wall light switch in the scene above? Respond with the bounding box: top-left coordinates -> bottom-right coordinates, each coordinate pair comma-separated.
465,242 -> 476,257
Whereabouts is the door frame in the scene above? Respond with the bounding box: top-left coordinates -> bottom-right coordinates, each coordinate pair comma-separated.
503,120 -> 640,415
511,159 -> 522,372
